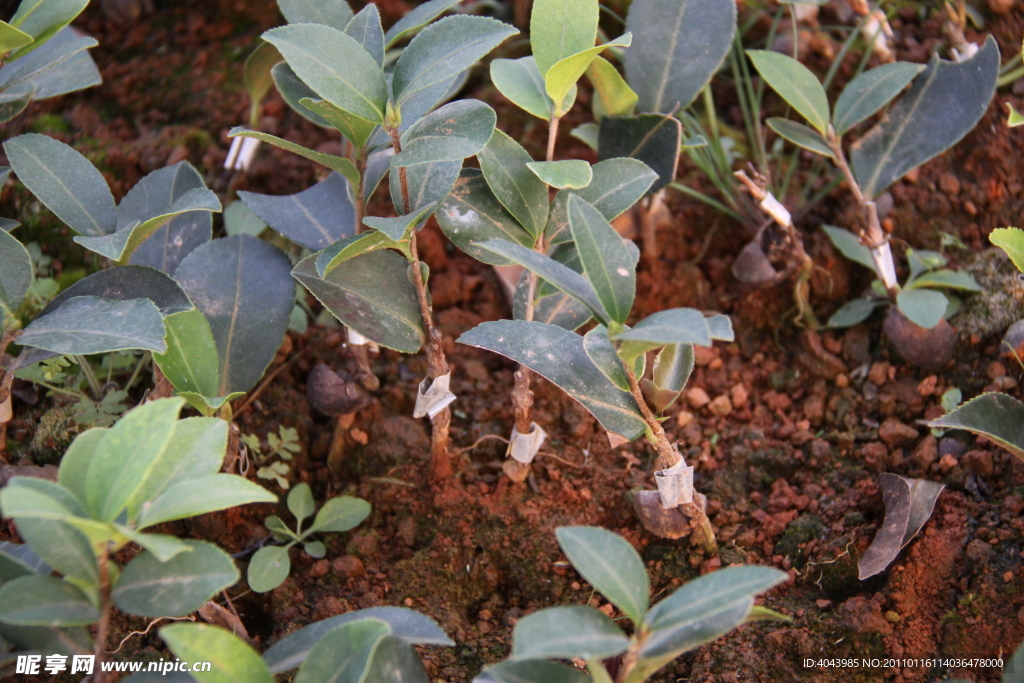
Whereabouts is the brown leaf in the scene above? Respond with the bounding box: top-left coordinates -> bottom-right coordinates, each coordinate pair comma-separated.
858,473 -> 944,579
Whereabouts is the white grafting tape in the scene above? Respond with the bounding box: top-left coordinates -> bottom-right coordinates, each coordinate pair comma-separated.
655,459 -> 694,509
412,371 -> 456,420
508,422 -> 547,464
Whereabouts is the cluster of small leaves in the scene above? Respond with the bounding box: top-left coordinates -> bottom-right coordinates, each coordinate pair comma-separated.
824,227 -> 980,329
247,483 -> 370,593
0,398 -> 275,659
474,526 -> 788,682
243,426 -> 301,488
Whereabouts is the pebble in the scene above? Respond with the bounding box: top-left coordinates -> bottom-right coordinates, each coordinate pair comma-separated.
868,362 -> 890,386
962,450 -> 994,477
878,418 -> 918,447
938,453 -> 959,474
675,411 -> 695,427
835,374 -> 849,388
350,428 -> 369,445
309,559 -> 329,578
988,361 -> 1007,379
917,375 -> 938,397
332,555 -> 365,578
709,395 -> 732,416
687,387 -> 710,409
911,435 -> 938,468
730,383 -> 749,408
938,172 -> 961,196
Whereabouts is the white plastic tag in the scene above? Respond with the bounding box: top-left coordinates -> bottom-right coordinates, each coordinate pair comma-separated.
412,371 -> 456,420
224,136 -> 260,172
347,326 -> 368,346
508,422 -> 547,464
654,459 -> 694,509
759,193 -> 792,227
951,43 -> 979,62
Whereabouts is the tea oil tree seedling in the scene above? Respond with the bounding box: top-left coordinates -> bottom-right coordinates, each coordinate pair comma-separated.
473,526 -> 788,683
247,482 -> 370,593
458,195 -> 733,545
230,0 -> 518,482
747,40 -> 999,364
0,398 -> 276,678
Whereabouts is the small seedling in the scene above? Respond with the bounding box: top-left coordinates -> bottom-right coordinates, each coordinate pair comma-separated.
242,426 -> 301,489
474,526 -> 787,683
247,483 -> 370,593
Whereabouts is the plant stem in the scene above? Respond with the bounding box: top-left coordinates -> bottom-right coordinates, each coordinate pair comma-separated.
348,149 -> 380,391
388,126 -> 452,481
76,355 -> 103,400
93,543 -> 113,683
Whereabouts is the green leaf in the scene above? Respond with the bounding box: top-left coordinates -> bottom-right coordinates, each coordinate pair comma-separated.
153,309 -> 220,400
478,129 -> 549,237
822,224 -> 875,270
833,61 -> 924,135
583,325 -> 631,391
303,541 -> 325,558
264,23 -> 385,124
571,122 -> 599,150
4,133 -> 115,237
652,343 -> 694,410
364,202 -> 439,242
477,240 -> 609,323
491,56 -> 559,120
0,82 -> 34,123
162,623 -> 275,683
244,41 -> 282,125
0,576 -> 98,626
248,545 -> 291,593
278,0 -> 352,30
114,528 -> 192,562
362,635 -> 431,683
55,428 -> 106,507
1008,103 -> 1024,127
544,34 -> 633,114
556,526 -> 649,626
224,200 -> 267,238
18,296 -> 167,356
767,117 -> 832,157
612,307 -> 711,347
390,158 -> 461,215
345,4 -> 384,67
395,99 -> 496,167
316,231 -> 404,277
0,541 -> 50,580
746,49 -> 829,134
239,173 -> 356,252
458,320 -> 646,440
990,227 -> 1024,274
435,169 -> 535,266
263,607 -> 452,673
851,37 -> 999,198
624,0 -> 736,113
9,0 -> 88,57
293,250 -> 424,353
527,160 -> 592,189
597,113 -> 681,193
287,483 -> 315,524
228,128 -> 360,186
0,621 -> 91,659
927,392 -> 1024,460
545,157 -> 658,245
174,235 -> 295,395
385,0 -> 460,47
567,195 -> 635,323
271,62 -> 333,128
0,27 -> 98,98
308,496 -> 371,534
113,541 -> 239,617
511,605 -> 629,660
475,660 -> 592,683
531,0 -> 597,76
905,269 -> 980,292
0,227 -> 32,316
38,266 -> 193,322
138,475 -> 275,529
294,618 -> 390,683
706,314 -> 734,341
827,297 -> 884,328
896,289 -> 947,329
0,20 -> 33,53
306,96 -> 383,150
587,56 -> 637,118
393,15 -> 516,110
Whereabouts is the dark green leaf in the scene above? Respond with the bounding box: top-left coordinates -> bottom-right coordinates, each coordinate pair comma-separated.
851,37 -> 999,198
0,227 -> 32,316
583,325 -> 630,391
0,28 -> 98,97
239,173 -> 355,251
277,0 -> 353,31
546,158 -> 657,245
271,62 -> 333,128
767,117 -> 832,156
153,309 -> 220,400
394,99 -> 496,167
827,297 -> 883,328
833,61 -> 924,135
293,617 -> 390,683
747,49 -> 829,134
822,224 -> 874,270
9,516 -> 96,584
345,4 -> 384,67
361,635 -> 431,683
527,160 -> 592,189
384,0 -> 460,48
364,202 -> 439,241
556,526 -> 649,626
0,576 -> 98,626
316,231 -> 405,277
475,660 -> 591,683
162,622 -> 274,683
390,159 -> 461,215
511,605 -> 629,660
612,307 -> 711,346
478,129 -> 549,237
228,128 -> 360,185
114,541 -> 239,617
0,542 -> 49,580
927,392 -> 1024,460
568,195 -> 635,323
19,296 -> 166,355
598,114 -> 681,193
895,289 -> 946,329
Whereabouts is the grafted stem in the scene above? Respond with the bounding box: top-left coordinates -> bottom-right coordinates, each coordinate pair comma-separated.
92,543 -> 112,683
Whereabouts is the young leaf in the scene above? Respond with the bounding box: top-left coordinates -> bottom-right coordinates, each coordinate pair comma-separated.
624,0 -> 736,113
598,114 -> 681,193
297,98 -> 377,152
271,62 -> 333,128
0,21 -> 33,54
822,225 -> 875,270
18,296 -> 167,356
531,0 -> 598,77
458,320 -> 646,440
293,618 -> 390,683
303,541 -> 325,558
9,0 -> 88,56
0,27 -> 98,98
292,250 -> 424,353
587,56 -> 638,118
612,308 -> 712,347
478,130 -> 549,237
527,160 -> 592,189
264,23 -> 386,124
113,541 -> 238,617
653,342 -> 694,394
706,314 -> 734,341
228,128 -> 360,186
153,309 -> 220,400
363,201 -> 439,241
394,99 -> 496,167
571,122 -> 600,150
555,526 -> 649,626
239,173 -> 356,252
511,606 -> 630,660
926,392 -> 1024,460
989,227 -> 1024,273
392,16 -> 517,109
905,269 -> 980,292
0,228 -> 32,317
568,195 -> 635,323
288,483 -> 316,524
583,325 -> 631,391
435,169 -> 535,266
243,41 -> 282,126
833,62 -> 924,135
137,475 -> 275,529
174,235 -> 295,395
248,545 -> 291,593
0,576 -> 98,626
767,117 -> 832,157
384,0 -> 460,47
544,34 -> 632,113
263,607 -> 453,673
475,660 -> 592,683
827,297 -> 884,328
513,275 -> 593,331
851,37 -> 999,198
4,133 -> 116,237
277,0 -> 353,31
162,622 -> 275,683
490,56 -> 557,120
315,231 -> 405,278
895,289 -> 947,329
308,496 -> 371,534
747,50 -> 830,134
345,4 -> 385,67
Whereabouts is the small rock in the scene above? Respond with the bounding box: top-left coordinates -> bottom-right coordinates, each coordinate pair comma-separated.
966,538 -> 994,563
350,428 -> 369,445
988,361 -> 1007,380
884,610 -> 901,624
687,387 -> 710,409
816,599 -> 832,609
307,365 -> 372,416
709,395 -> 732,416
878,418 -> 918,447
675,411 -> 695,427
332,555 -> 365,578
868,362 -> 890,386
803,394 -> 825,425
835,374 -> 849,388
917,375 -> 938,397
861,442 -> 888,471
884,310 -> 956,371
938,173 -> 961,196
939,438 -> 967,460
962,450 -> 994,477
911,435 -> 938,468
938,453 -> 959,474
309,559 -> 329,578
730,383 -> 749,408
